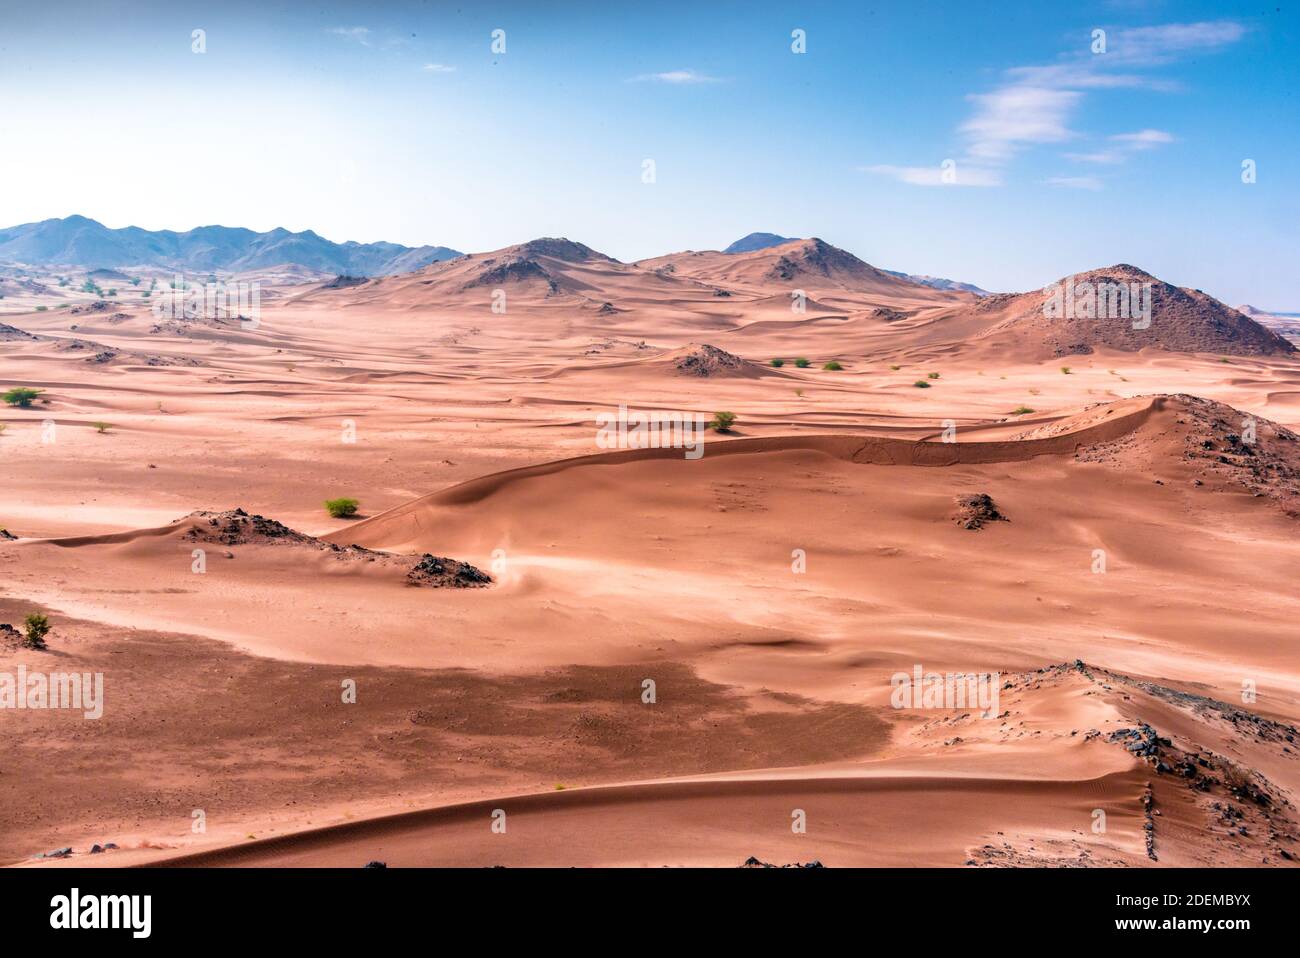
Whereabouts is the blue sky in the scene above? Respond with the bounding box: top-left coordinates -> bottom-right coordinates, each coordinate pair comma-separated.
1,0 -> 1296,305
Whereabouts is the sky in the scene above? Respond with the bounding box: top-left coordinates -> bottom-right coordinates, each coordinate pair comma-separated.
0,0 -> 1297,306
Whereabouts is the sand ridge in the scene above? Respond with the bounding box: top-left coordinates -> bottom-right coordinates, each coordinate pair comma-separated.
3,237 -> 1299,867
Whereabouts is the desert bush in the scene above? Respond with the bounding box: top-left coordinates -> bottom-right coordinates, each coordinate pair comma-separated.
35,305 -> 47,311
794,357 -> 811,368
1010,406 -> 1035,415
1060,366 -> 1072,374
92,421 -> 112,434
325,497 -> 360,518
23,613 -> 50,650
890,365 -> 901,370
823,361 -> 843,371
770,358 -> 785,367
3,387 -> 42,408
913,380 -> 931,388
927,372 -> 940,379
708,411 -> 737,432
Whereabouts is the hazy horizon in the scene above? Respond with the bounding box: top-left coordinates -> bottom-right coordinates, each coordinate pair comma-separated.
2,0 -> 1297,305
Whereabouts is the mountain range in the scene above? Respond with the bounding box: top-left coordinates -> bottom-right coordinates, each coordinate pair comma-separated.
721,231 -> 989,295
0,215 -> 463,276
0,217 -> 994,294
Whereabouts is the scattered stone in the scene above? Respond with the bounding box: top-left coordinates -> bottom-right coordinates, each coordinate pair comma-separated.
407,553 -> 492,588
953,493 -> 1007,530
670,343 -> 746,378
740,855 -> 824,869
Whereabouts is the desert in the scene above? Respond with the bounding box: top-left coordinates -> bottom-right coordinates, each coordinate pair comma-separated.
3,5 -> 1299,900
3,228 -> 1299,871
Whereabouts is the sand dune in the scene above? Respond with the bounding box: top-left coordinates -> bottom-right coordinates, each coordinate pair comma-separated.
4,238 -> 1299,869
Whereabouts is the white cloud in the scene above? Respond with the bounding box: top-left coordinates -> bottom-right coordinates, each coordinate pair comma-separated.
630,69 -> 722,84
1109,20 -> 1248,64
421,63 -> 456,74
1109,128 -> 1175,149
862,164 -> 1002,187
1063,151 -> 1123,164
329,27 -> 371,47
961,86 -> 1082,162
1046,175 -> 1104,191
1063,129 -> 1174,168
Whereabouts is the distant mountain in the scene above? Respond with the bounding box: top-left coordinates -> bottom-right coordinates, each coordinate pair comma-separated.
969,264 -> 1294,358
883,269 -> 991,296
722,233 -> 988,294
723,232 -> 795,254
0,215 -> 462,276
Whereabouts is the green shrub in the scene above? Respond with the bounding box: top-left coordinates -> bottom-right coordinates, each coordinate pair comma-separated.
3,387 -> 42,408
708,411 -> 737,432
913,380 -> 931,388
927,372 -> 940,379
324,497 -> 360,518
23,613 -> 50,650
770,358 -> 785,367
1010,406 -> 1035,415
794,357 -> 811,368
91,421 -> 112,434
35,305 -> 47,311
822,360 -> 843,371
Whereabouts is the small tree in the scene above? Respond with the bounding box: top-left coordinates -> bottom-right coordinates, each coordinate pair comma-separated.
325,497 -> 360,518
3,387 -> 42,408
708,411 -> 737,433
23,613 -> 50,650
92,421 -> 112,434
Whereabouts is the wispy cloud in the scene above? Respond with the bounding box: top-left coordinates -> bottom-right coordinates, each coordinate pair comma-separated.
630,69 -> 723,85
421,63 -> 456,74
1045,175 -> 1104,191
1063,129 -> 1175,165
1063,150 -> 1124,164
329,26 -> 372,47
945,21 -> 1241,176
861,164 -> 1002,188
1110,128 -> 1175,149
1107,20 -> 1248,64
961,86 -> 1082,162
